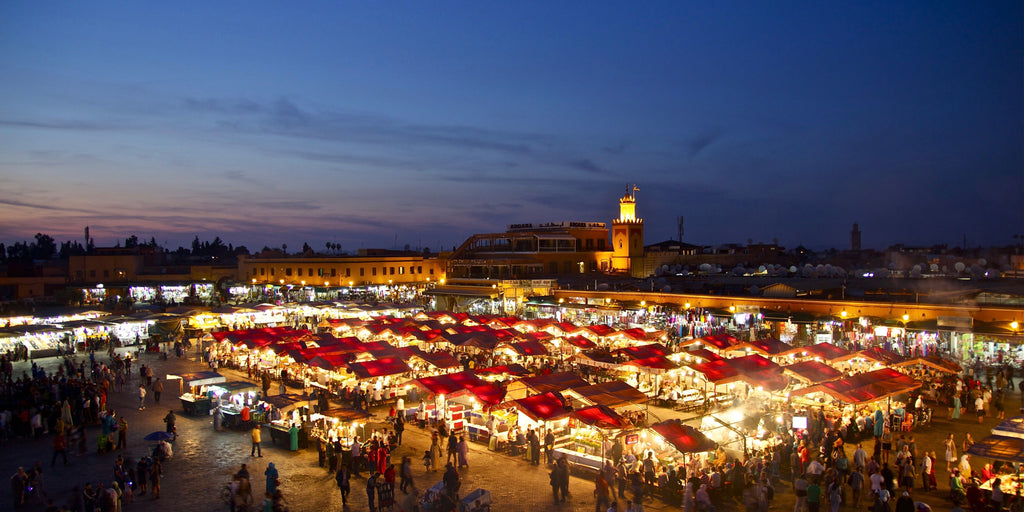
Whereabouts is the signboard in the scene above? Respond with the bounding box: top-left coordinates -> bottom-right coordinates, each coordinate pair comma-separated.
815,333 -> 832,345
792,416 -> 808,430
625,434 -> 639,446
735,305 -> 760,314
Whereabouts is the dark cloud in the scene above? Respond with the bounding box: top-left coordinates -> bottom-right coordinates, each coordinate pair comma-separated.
568,158 -> 611,175
0,197 -> 97,214
0,119 -> 121,131
687,128 -> 724,158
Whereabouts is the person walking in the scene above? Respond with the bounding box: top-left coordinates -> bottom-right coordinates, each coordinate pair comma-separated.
366,471 -> 379,512
149,459 -> 161,499
594,472 -> 611,512
153,379 -> 163,404
446,431 -> 458,465
51,431 -> 69,467
335,463 -> 351,506
264,462 -> 278,496
551,455 -> 570,503
116,416 -> 127,450
251,425 -> 263,457
137,384 -> 146,411
399,456 -> 413,494
457,435 -> 469,468
806,477 -> 822,512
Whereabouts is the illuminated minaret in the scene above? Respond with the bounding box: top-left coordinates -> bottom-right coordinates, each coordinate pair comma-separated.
611,184 -> 644,274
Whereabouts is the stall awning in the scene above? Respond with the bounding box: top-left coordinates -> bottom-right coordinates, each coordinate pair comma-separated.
502,392 -> 570,422
688,359 -> 741,384
784,360 -> 843,384
650,419 -> 717,454
992,416 -> 1024,440
572,405 -> 627,430
309,353 -> 352,372
474,364 -> 529,377
167,371 -> 226,387
563,336 -> 597,349
839,346 -> 906,365
568,380 -> 649,408
319,408 -> 372,422
966,435 -> 1024,463
787,342 -> 851,362
574,350 -> 620,369
892,355 -> 962,373
615,343 -> 669,359
790,368 -> 921,404
621,356 -> 679,374
728,338 -> 793,356
423,286 -> 499,299
345,357 -> 412,379
683,348 -> 723,362
505,371 -> 590,400
262,393 -> 309,414
408,348 -> 462,369
209,381 -> 260,396
501,340 -> 550,357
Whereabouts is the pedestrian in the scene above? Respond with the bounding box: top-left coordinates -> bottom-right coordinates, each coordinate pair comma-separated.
806,477 -> 822,512
545,429 -> 555,465
944,434 -> 957,472
352,436 -> 363,476
457,435 -> 469,468
116,416 -> 127,450
251,425 -> 263,457
976,395 -> 986,423
447,431 -> 458,464
399,456 -> 414,494
366,471 -> 379,512
163,410 -> 176,435
149,459 -> 161,499
51,432 -> 68,467
264,462 -> 278,496
153,379 -> 163,404
394,414 -> 405,446
10,466 -> 27,507
551,455 -> 570,503
137,384 -> 146,411
594,472 -> 611,512
335,463 -> 351,506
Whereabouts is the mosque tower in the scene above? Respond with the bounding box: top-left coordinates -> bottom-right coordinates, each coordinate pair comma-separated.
611,185 -> 644,275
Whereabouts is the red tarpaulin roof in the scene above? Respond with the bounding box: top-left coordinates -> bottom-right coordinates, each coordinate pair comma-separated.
686,333 -> 737,351
650,419 -> 717,454
474,364 -> 529,377
407,371 -> 506,406
688,359 -> 740,383
684,348 -> 723,362
563,336 -> 598,349
729,338 -> 793,356
522,331 -> 554,343
345,357 -> 412,379
503,392 -> 569,422
582,324 -> 616,337
622,356 -> 680,373
786,342 -> 851,361
409,374 -> 466,396
573,405 -> 627,429
568,380 -> 649,408
892,355 -> 962,373
505,371 -> 590,400
410,349 -> 462,369
728,354 -> 782,374
853,347 -> 907,365
552,322 -> 580,335
616,343 -> 670,359
791,367 -> 921,404
784,360 -> 843,384
309,353 -> 352,371
502,340 -> 550,357
574,350 -> 620,369
616,328 -> 651,341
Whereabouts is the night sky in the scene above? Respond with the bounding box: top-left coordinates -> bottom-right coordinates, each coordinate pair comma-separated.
1,2 -> 1021,253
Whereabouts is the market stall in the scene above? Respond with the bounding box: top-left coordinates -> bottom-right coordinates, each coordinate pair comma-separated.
208,381 -> 263,428
552,404 -> 629,472
167,371 -> 227,416
262,393 -> 311,449
642,419 -> 718,474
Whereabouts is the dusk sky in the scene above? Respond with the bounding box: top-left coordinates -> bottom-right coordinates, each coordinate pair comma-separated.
2,2 -> 1021,254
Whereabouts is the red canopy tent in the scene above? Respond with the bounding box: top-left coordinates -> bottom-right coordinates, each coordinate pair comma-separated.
650,419 -> 717,454
474,364 -> 530,377
308,353 -> 352,372
502,392 -> 570,422
621,356 -> 680,374
563,336 -> 598,349
505,372 -> 589,400
683,348 -> 723,362
501,340 -> 550,357
567,381 -> 649,408
572,405 -> 628,429
344,358 -> 412,380
790,368 -> 921,404
615,343 -> 670,359
728,338 -> 793,357
785,342 -> 851,362
784,360 -> 843,384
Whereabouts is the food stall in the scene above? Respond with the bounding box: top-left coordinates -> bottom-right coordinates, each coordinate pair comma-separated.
208,381 -> 263,428
641,419 -> 718,473
552,404 -> 629,473
262,393 -> 311,449
497,391 -> 571,457
167,371 -> 227,416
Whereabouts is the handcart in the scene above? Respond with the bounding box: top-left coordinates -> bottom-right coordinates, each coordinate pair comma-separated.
458,488 -> 491,512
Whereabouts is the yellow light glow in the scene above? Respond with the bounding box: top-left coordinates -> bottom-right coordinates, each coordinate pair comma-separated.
684,303 -> 690,309
251,278 -> 257,284
440,278 -> 445,285
1012,321 -> 1019,330
902,314 -> 909,322
840,311 -> 847,318
640,301 -> 646,307
729,306 -> 735,312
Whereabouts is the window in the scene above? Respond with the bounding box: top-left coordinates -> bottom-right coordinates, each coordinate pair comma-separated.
317,268 -> 324,277
90,270 -> 96,278
330,268 -> 336,277
390,267 -> 395,275
286,268 -> 293,276
598,239 -> 606,250
308,268 -> 313,276
76,270 -> 84,280
399,267 -> 404,275
359,268 -> 365,277
381,267 -> 386,276
270,268 -> 275,276
345,268 -> 351,277
372,267 -> 377,276
429,268 -> 434,275
297,268 -> 303,276
585,239 -> 593,250
253,268 -> 258,276
103,270 -> 109,278
260,268 -> 266,276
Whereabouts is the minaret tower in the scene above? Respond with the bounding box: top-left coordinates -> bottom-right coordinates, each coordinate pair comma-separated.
611,184 -> 644,275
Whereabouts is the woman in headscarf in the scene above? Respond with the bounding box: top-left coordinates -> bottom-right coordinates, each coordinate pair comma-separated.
457,435 -> 469,468
264,462 -> 279,496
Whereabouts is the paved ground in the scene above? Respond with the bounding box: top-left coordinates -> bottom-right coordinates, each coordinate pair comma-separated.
0,350 -> 1008,511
